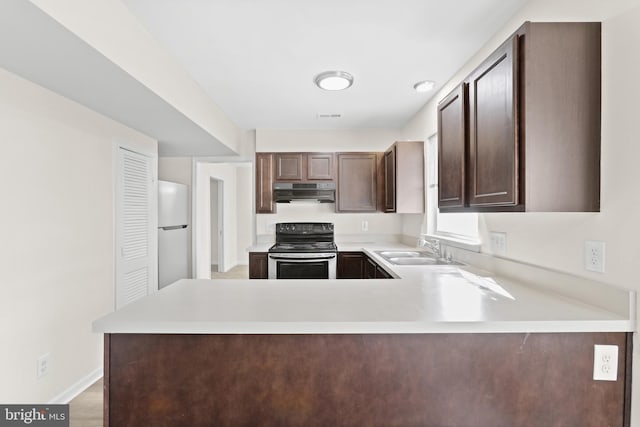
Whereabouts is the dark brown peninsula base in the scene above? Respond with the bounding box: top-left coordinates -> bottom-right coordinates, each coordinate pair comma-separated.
104,332 -> 631,427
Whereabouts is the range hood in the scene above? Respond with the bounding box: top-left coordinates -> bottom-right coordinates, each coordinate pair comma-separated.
273,182 -> 336,203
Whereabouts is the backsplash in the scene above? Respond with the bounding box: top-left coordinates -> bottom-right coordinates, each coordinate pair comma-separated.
256,202 -> 403,243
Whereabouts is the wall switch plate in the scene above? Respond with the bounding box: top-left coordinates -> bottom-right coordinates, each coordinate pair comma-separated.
489,232 -> 507,255
593,344 -> 618,381
37,353 -> 50,379
585,240 -> 605,273
361,220 -> 368,232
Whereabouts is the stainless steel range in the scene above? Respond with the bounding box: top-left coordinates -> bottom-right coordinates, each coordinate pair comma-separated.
268,222 -> 337,279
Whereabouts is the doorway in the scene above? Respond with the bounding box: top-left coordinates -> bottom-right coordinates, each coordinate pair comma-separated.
210,178 -> 223,274
194,161 -> 253,278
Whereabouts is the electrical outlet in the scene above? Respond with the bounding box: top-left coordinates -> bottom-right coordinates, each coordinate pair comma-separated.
361,220 -> 368,232
489,232 -> 507,254
585,241 -> 605,273
593,344 -> 618,381
37,353 -> 50,379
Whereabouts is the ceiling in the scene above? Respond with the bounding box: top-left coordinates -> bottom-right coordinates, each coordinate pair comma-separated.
122,0 -> 528,130
0,0 -> 236,157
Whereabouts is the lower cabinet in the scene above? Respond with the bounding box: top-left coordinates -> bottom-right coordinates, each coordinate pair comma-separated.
249,252 -> 268,279
337,252 -> 365,279
376,265 -> 393,279
337,252 -> 392,279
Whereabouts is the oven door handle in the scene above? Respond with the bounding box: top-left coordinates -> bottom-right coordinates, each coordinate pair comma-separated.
268,254 -> 336,261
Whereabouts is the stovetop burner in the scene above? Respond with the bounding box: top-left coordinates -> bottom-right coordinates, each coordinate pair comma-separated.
269,222 -> 337,253
269,242 -> 338,253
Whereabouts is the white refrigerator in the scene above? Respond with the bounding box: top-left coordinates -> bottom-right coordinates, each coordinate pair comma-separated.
158,180 -> 190,288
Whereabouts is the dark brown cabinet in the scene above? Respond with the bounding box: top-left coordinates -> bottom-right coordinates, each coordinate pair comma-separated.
383,147 -> 396,212
249,252 -> 268,279
437,85 -> 467,209
467,35 -> 519,208
384,141 -> 424,213
274,153 -> 335,182
336,153 -> 380,212
337,252 -> 392,279
364,257 -> 377,279
275,153 -> 304,181
257,152 -> 336,213
438,21 -> 601,212
375,265 -> 392,279
306,153 -> 335,180
337,252 -> 364,279
255,153 -> 275,214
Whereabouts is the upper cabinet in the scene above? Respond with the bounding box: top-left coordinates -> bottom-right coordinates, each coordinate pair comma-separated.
256,152 -> 337,213
467,35 -> 519,208
275,153 -> 304,181
336,153 -> 381,212
255,153 -> 276,214
438,22 -> 601,212
383,147 -> 396,212
437,85 -> 467,209
274,153 -> 335,182
384,141 -> 424,213
307,153 -> 335,180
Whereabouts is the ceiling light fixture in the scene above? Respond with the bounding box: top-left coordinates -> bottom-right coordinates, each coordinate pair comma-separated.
413,80 -> 436,93
314,71 -> 354,91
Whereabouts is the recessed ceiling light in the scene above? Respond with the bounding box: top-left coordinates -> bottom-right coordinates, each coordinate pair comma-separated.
314,71 -> 354,91
413,80 -> 436,93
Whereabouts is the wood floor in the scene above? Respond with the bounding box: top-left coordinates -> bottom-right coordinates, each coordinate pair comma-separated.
211,264 -> 249,279
69,378 -> 102,427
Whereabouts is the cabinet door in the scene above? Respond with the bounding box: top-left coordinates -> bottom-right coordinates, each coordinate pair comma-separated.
248,252 -> 268,279
364,257 -> 377,279
384,146 -> 396,212
306,153 -> 334,180
375,265 -> 392,279
438,85 -> 467,209
467,35 -> 519,207
275,153 -> 304,181
255,153 -> 275,213
337,252 -> 364,279
337,153 -> 379,212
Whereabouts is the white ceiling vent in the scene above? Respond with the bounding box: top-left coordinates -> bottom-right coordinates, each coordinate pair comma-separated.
317,113 -> 342,119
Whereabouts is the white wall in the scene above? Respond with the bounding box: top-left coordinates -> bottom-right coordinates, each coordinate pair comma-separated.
236,165 -> 253,264
256,128 -> 401,152
0,67 -> 156,402
210,180 -> 219,266
30,0 -> 240,153
158,157 -> 192,187
400,0 -> 640,421
255,128 -> 405,242
195,162 -> 253,276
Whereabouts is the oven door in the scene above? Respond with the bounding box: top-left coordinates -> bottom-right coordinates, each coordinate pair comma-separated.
268,253 -> 337,279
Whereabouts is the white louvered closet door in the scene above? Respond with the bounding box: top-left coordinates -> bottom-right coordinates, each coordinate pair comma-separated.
115,148 -> 154,309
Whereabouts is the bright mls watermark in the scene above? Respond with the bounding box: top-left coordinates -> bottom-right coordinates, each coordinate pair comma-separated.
0,405 -> 68,426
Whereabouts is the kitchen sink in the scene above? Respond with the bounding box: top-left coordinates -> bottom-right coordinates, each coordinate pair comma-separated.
388,257 -> 439,265
375,250 -> 463,266
377,251 -> 425,258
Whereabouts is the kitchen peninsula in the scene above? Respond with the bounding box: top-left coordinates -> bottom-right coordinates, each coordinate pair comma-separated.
94,253 -> 634,427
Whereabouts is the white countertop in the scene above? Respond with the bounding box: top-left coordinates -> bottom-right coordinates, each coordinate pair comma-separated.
94,245 -> 634,334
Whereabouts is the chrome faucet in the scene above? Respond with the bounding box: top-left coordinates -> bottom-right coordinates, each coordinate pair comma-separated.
418,237 -> 441,259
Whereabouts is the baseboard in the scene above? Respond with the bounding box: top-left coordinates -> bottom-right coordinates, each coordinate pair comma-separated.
49,367 -> 103,404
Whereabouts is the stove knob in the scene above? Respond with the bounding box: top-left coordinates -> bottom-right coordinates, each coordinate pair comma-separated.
291,225 -> 296,231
